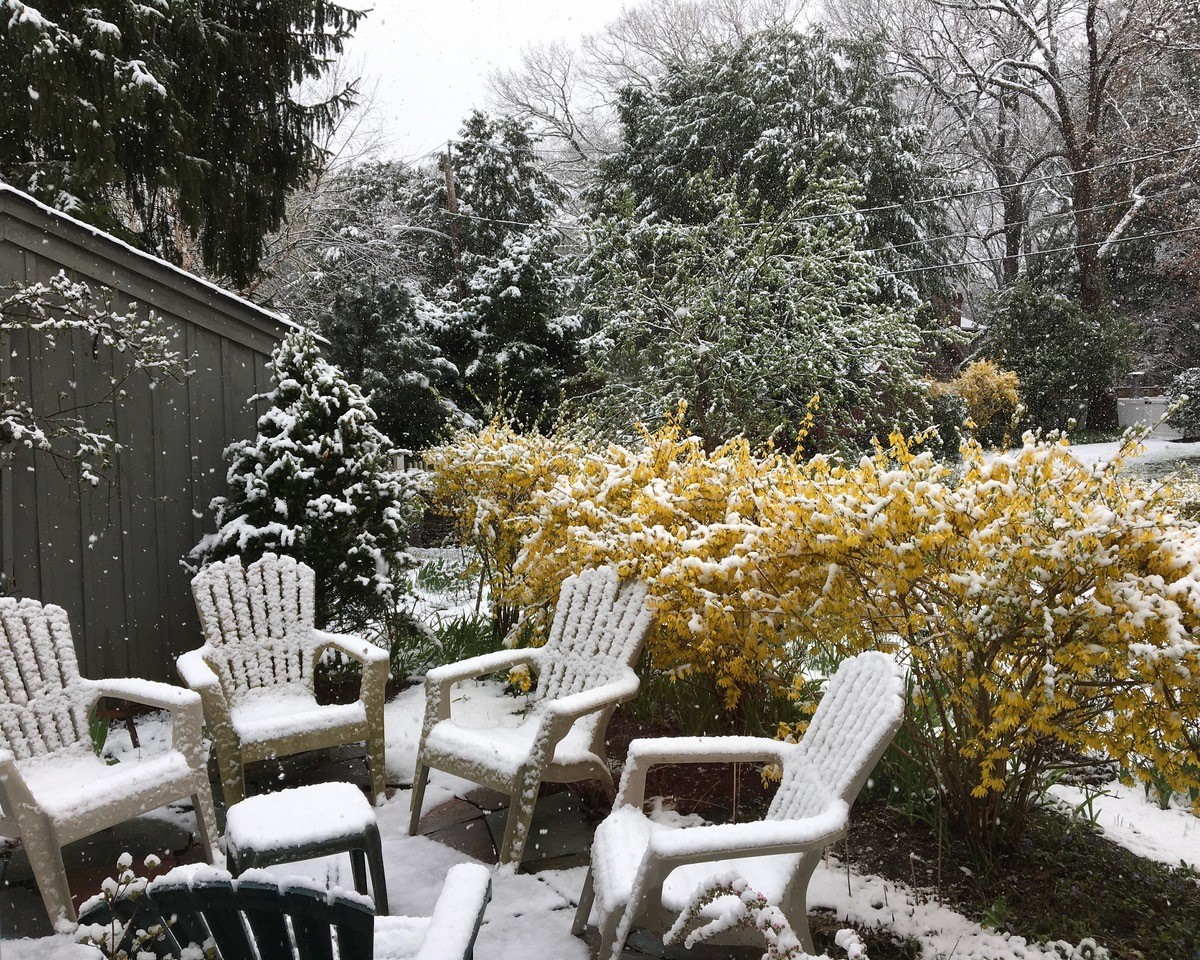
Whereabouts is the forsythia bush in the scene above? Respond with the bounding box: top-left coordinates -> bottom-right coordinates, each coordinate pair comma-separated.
929,360 -> 1020,447
430,417 -> 1200,849
424,418 -> 582,639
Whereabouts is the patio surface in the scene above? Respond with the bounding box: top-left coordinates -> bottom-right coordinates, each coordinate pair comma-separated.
1,689 -> 756,959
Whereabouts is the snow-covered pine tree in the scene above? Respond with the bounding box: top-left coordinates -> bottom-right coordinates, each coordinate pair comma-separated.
1,0 -> 361,287
412,111 -> 578,428
592,27 -> 950,304
192,330 -> 421,628
268,159 -> 461,450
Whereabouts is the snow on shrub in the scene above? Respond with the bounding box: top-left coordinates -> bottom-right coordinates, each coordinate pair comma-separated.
666,871 -> 866,959
929,359 -> 1021,448
1168,367 -> 1200,439
423,415 -> 582,641
429,416 -> 1200,850
192,329 -> 421,628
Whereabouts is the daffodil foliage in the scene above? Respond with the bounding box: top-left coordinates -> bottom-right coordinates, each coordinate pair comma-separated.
429,417 -> 1200,847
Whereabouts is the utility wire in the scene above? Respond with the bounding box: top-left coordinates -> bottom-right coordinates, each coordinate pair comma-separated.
889,222 -> 1200,277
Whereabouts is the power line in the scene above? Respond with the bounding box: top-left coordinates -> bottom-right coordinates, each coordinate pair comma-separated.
889,222 -> 1200,277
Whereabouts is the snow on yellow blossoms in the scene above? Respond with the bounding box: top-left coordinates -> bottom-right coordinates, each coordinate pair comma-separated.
428,417 -> 1200,845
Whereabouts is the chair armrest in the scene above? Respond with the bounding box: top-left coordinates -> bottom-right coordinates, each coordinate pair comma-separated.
544,669 -> 640,723
313,630 -> 389,666
617,736 -> 792,807
420,648 -> 542,742
177,648 -> 222,692
648,799 -> 849,863
85,677 -> 200,712
414,863 -> 492,960
83,677 -> 207,767
426,648 -> 541,687
536,669 -> 640,753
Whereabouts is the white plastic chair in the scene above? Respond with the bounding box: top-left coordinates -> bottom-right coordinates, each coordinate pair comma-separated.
572,651 -> 905,960
408,566 -> 654,867
0,597 -> 218,925
179,554 -> 390,808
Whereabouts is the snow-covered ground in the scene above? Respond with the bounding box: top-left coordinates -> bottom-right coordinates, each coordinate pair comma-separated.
1045,436 -> 1200,479
6,680 -> 1199,960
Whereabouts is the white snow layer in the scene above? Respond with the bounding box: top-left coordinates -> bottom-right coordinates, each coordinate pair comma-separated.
4,680 -> 1198,959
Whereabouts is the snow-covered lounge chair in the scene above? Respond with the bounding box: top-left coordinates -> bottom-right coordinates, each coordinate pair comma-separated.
180,554 -> 389,808
409,566 -> 654,867
573,651 -> 905,960
77,862 -> 492,960
0,597 -> 219,925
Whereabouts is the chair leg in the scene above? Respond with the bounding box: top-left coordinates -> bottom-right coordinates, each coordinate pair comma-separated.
23,827 -> 75,926
596,905 -> 626,960
349,848 -> 369,897
408,762 -> 429,836
363,822 -> 389,914
191,783 -> 220,862
498,786 -> 539,867
571,867 -> 596,936
366,734 -> 386,806
215,747 -> 245,809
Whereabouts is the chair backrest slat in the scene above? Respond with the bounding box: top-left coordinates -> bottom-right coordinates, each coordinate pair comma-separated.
192,554 -> 317,697
768,651 -> 904,822
0,598 -> 89,759
534,567 -> 652,705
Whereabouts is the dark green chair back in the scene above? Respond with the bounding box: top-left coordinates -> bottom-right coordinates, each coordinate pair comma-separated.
78,871 -> 375,960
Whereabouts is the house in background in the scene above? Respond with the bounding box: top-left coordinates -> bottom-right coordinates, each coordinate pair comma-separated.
0,184 -> 296,683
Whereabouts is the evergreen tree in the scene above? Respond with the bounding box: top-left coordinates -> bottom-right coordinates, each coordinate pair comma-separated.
577,173 -> 931,454
976,282 -> 1134,432
593,27 -> 949,303
271,160 -> 461,449
192,330 -> 421,627
1,0 -> 360,287
412,111 -> 578,427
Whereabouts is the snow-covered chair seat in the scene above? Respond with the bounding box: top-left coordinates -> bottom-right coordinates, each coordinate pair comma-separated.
572,651 -> 905,960
180,554 -> 389,808
76,862 -> 492,960
409,566 -> 654,867
0,597 -> 218,925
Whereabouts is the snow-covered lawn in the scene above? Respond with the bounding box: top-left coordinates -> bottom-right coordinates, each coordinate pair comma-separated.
6,681 -> 1198,960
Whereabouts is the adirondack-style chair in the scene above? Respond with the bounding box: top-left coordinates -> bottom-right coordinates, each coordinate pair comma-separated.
76,862 -> 492,960
573,651 -> 905,960
179,554 -> 389,807
409,566 -> 654,867
0,597 -> 218,925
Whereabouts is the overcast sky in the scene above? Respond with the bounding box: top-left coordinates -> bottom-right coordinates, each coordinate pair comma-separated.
341,0 -> 631,162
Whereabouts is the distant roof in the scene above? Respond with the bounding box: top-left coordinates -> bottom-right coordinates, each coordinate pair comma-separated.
0,182 -> 322,347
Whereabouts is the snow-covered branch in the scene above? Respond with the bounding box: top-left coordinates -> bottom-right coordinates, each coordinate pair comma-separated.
0,272 -> 189,485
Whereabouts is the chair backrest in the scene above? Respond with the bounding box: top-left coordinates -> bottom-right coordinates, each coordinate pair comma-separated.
78,868 -> 375,960
768,651 -> 904,822
0,598 -> 90,760
191,554 -> 317,696
533,566 -> 653,705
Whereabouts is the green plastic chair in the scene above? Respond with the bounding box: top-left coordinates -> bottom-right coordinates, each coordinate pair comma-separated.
77,863 -> 492,960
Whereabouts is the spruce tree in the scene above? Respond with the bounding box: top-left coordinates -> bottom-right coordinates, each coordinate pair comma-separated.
192,330 -> 421,628
1,1 -> 360,287
412,111 -> 577,428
